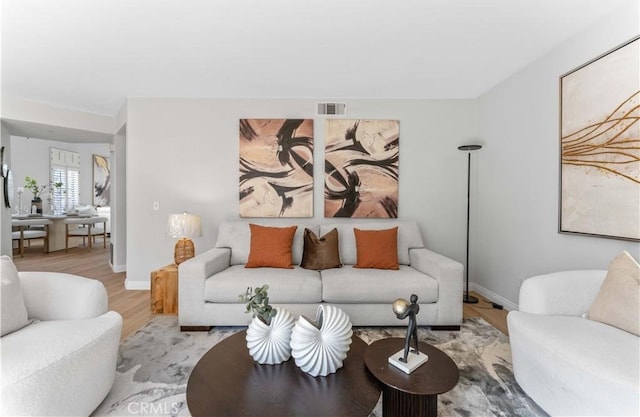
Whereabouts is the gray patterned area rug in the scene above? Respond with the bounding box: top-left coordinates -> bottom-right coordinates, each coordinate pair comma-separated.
92,316 -> 547,417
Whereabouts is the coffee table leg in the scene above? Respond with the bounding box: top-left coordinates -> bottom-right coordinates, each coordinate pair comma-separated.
382,386 -> 437,417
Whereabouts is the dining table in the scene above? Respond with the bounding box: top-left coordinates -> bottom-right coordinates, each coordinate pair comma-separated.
12,213 -> 97,252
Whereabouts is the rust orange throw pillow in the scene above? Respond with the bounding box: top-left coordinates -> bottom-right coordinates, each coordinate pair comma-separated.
353,227 -> 399,270
245,224 -> 297,269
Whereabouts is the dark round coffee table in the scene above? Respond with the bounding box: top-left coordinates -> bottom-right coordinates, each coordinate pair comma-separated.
364,337 -> 459,417
186,330 -> 381,417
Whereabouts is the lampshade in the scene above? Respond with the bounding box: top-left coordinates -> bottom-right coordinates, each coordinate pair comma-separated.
167,213 -> 202,265
167,213 -> 202,239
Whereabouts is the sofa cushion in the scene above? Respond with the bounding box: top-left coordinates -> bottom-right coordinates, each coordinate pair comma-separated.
245,224 -> 297,269
354,227 -> 399,270
216,221 -> 318,266
1,256 -> 30,337
322,265 -> 438,303
320,221 -> 424,265
301,228 -> 342,270
589,251 -> 640,336
204,265 -> 322,303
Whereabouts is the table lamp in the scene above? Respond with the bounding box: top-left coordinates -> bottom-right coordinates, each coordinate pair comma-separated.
167,212 -> 202,265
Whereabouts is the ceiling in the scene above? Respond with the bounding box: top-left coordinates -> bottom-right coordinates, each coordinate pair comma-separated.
0,0 -> 632,119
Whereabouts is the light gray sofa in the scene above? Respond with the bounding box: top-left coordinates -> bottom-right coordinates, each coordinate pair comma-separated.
179,220 -> 463,330
508,271 -> 640,416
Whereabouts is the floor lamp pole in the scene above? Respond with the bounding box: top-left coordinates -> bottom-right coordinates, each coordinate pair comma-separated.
458,144 -> 482,304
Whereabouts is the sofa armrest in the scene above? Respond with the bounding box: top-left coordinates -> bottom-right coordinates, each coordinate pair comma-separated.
178,248 -> 231,313
410,248 -> 463,285
518,270 -> 607,316
410,248 -> 463,324
19,272 -> 108,320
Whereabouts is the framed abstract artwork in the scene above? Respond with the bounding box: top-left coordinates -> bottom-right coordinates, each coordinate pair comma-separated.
560,36 -> 639,241
325,119 -> 399,218
239,119 -> 314,217
92,154 -> 110,206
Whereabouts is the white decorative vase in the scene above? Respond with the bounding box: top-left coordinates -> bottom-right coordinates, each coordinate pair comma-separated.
290,304 -> 353,377
246,308 -> 295,365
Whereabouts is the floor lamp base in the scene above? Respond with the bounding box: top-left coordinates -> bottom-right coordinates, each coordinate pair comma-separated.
463,293 -> 479,304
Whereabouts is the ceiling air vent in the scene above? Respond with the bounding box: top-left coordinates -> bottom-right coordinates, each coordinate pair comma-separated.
317,102 -> 346,116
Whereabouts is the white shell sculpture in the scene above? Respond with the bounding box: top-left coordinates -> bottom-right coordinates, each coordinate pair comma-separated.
246,308 -> 295,365
290,304 -> 353,377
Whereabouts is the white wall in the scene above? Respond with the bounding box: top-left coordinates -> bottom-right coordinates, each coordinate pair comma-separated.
111,130 -> 127,272
474,2 -> 640,308
125,98 -> 477,287
10,136 -> 110,207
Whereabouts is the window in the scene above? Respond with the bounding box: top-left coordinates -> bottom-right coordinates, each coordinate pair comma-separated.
50,148 -> 80,214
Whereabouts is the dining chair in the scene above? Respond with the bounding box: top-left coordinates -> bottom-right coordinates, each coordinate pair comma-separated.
11,218 -> 52,257
64,216 -> 109,252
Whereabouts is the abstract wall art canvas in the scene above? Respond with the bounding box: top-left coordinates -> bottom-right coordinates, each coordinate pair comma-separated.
92,154 -> 110,206
239,119 -> 314,217
325,119 -> 399,218
560,37 -> 639,241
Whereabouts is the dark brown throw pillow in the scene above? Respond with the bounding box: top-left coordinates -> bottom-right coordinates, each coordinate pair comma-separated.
300,228 -> 342,270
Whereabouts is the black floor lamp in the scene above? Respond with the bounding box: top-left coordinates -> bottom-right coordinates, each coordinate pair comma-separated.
458,144 -> 482,304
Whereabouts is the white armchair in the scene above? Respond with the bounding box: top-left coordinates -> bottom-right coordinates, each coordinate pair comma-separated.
1,257 -> 122,416
507,270 -> 640,416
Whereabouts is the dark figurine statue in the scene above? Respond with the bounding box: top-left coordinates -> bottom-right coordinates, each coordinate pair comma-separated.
392,294 -> 420,363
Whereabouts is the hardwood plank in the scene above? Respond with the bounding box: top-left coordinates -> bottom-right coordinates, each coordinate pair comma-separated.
463,292 -> 509,335
11,242 -> 151,340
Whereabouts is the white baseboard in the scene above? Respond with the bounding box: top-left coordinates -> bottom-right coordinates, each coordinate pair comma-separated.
110,263 -> 126,273
469,282 -> 518,311
125,279 -> 150,290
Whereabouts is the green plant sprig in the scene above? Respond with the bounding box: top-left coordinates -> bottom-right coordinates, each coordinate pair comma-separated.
25,176 -> 46,199
239,284 -> 277,325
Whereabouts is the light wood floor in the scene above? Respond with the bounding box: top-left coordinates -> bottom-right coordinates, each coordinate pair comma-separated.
12,241 -> 151,340
464,295 -> 509,335
12,242 -> 508,339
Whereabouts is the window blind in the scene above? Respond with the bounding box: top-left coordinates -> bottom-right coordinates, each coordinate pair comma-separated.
50,148 -> 80,214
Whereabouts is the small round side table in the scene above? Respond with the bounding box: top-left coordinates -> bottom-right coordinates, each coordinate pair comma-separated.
364,337 -> 459,417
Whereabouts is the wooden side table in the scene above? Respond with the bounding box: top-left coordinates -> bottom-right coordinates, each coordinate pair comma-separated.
150,264 -> 178,314
364,338 -> 459,417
